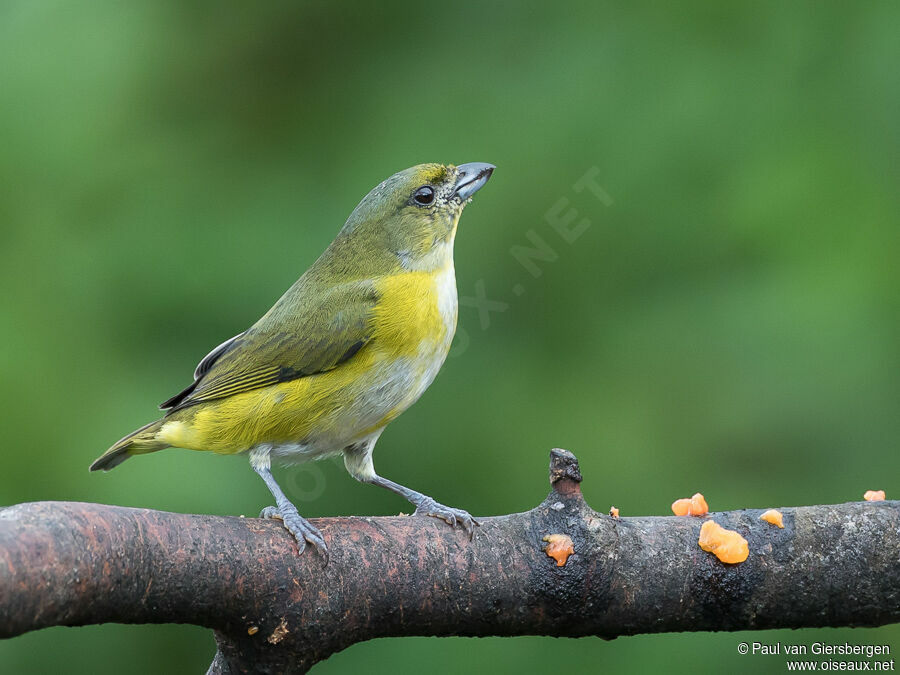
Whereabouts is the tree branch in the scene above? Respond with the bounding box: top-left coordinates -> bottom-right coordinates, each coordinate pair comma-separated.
1,449 -> 898,673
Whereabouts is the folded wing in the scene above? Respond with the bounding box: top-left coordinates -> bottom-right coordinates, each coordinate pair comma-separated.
161,280 -> 376,412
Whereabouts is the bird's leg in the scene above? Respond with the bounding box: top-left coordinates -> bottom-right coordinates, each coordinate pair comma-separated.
343,438 -> 479,538
250,446 -> 328,558
370,475 -> 479,538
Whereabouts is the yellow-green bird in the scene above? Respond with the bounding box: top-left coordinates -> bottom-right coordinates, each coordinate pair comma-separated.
91,162 -> 495,556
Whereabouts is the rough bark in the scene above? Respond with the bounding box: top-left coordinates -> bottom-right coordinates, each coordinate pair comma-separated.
1,449 -> 898,674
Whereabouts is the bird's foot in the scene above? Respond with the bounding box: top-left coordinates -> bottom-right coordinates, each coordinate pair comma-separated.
260,505 -> 328,559
413,497 -> 479,539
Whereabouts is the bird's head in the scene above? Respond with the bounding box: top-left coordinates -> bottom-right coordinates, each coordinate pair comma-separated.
333,162 -> 494,271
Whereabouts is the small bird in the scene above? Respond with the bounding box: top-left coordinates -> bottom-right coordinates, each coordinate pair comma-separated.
91,162 -> 494,557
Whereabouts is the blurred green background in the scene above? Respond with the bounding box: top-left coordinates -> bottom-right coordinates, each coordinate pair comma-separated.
2,1 -> 899,673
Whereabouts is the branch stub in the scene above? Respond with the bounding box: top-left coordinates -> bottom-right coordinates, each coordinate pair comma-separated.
549,448 -> 582,497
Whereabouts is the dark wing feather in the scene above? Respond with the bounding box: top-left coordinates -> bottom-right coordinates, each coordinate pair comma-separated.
194,332 -> 245,379
161,281 -> 375,413
159,332 -> 245,409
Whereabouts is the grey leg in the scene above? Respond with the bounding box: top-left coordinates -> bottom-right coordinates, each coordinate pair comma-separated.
343,436 -> 478,538
369,475 -> 478,537
250,446 -> 327,558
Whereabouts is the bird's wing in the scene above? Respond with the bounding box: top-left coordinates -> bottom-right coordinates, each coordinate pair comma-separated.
160,281 -> 376,411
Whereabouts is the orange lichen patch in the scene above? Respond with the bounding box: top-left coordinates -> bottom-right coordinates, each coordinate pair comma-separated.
247,626 -> 259,636
609,506 -> 620,518
864,490 -> 886,502
759,509 -> 784,528
542,534 -> 575,567
698,520 -> 749,564
671,493 -> 709,516
267,617 -> 289,645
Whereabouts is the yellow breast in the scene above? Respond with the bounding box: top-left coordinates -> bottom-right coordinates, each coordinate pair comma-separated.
372,260 -> 457,359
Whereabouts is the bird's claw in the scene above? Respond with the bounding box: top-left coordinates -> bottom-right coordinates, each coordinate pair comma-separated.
259,505 -> 281,520
260,504 -> 328,560
414,498 -> 480,539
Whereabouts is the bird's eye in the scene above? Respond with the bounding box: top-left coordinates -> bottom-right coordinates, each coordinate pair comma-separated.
413,186 -> 435,205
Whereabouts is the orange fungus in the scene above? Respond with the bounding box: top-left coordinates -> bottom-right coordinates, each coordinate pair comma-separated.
672,493 -> 709,516
671,498 -> 691,516
542,534 -> 574,567
698,520 -> 749,564
759,509 -> 784,528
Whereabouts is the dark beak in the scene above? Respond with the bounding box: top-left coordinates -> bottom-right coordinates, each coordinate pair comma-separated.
454,162 -> 495,200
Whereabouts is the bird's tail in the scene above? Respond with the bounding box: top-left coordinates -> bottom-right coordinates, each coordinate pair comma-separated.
90,419 -> 169,471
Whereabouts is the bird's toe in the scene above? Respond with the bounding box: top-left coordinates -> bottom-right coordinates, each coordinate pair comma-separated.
259,505 -> 327,559
281,511 -> 327,560
415,499 -> 478,539
259,505 -> 282,520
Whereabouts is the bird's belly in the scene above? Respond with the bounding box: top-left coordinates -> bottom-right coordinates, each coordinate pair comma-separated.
262,339 -> 449,462
358,340 -> 451,428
